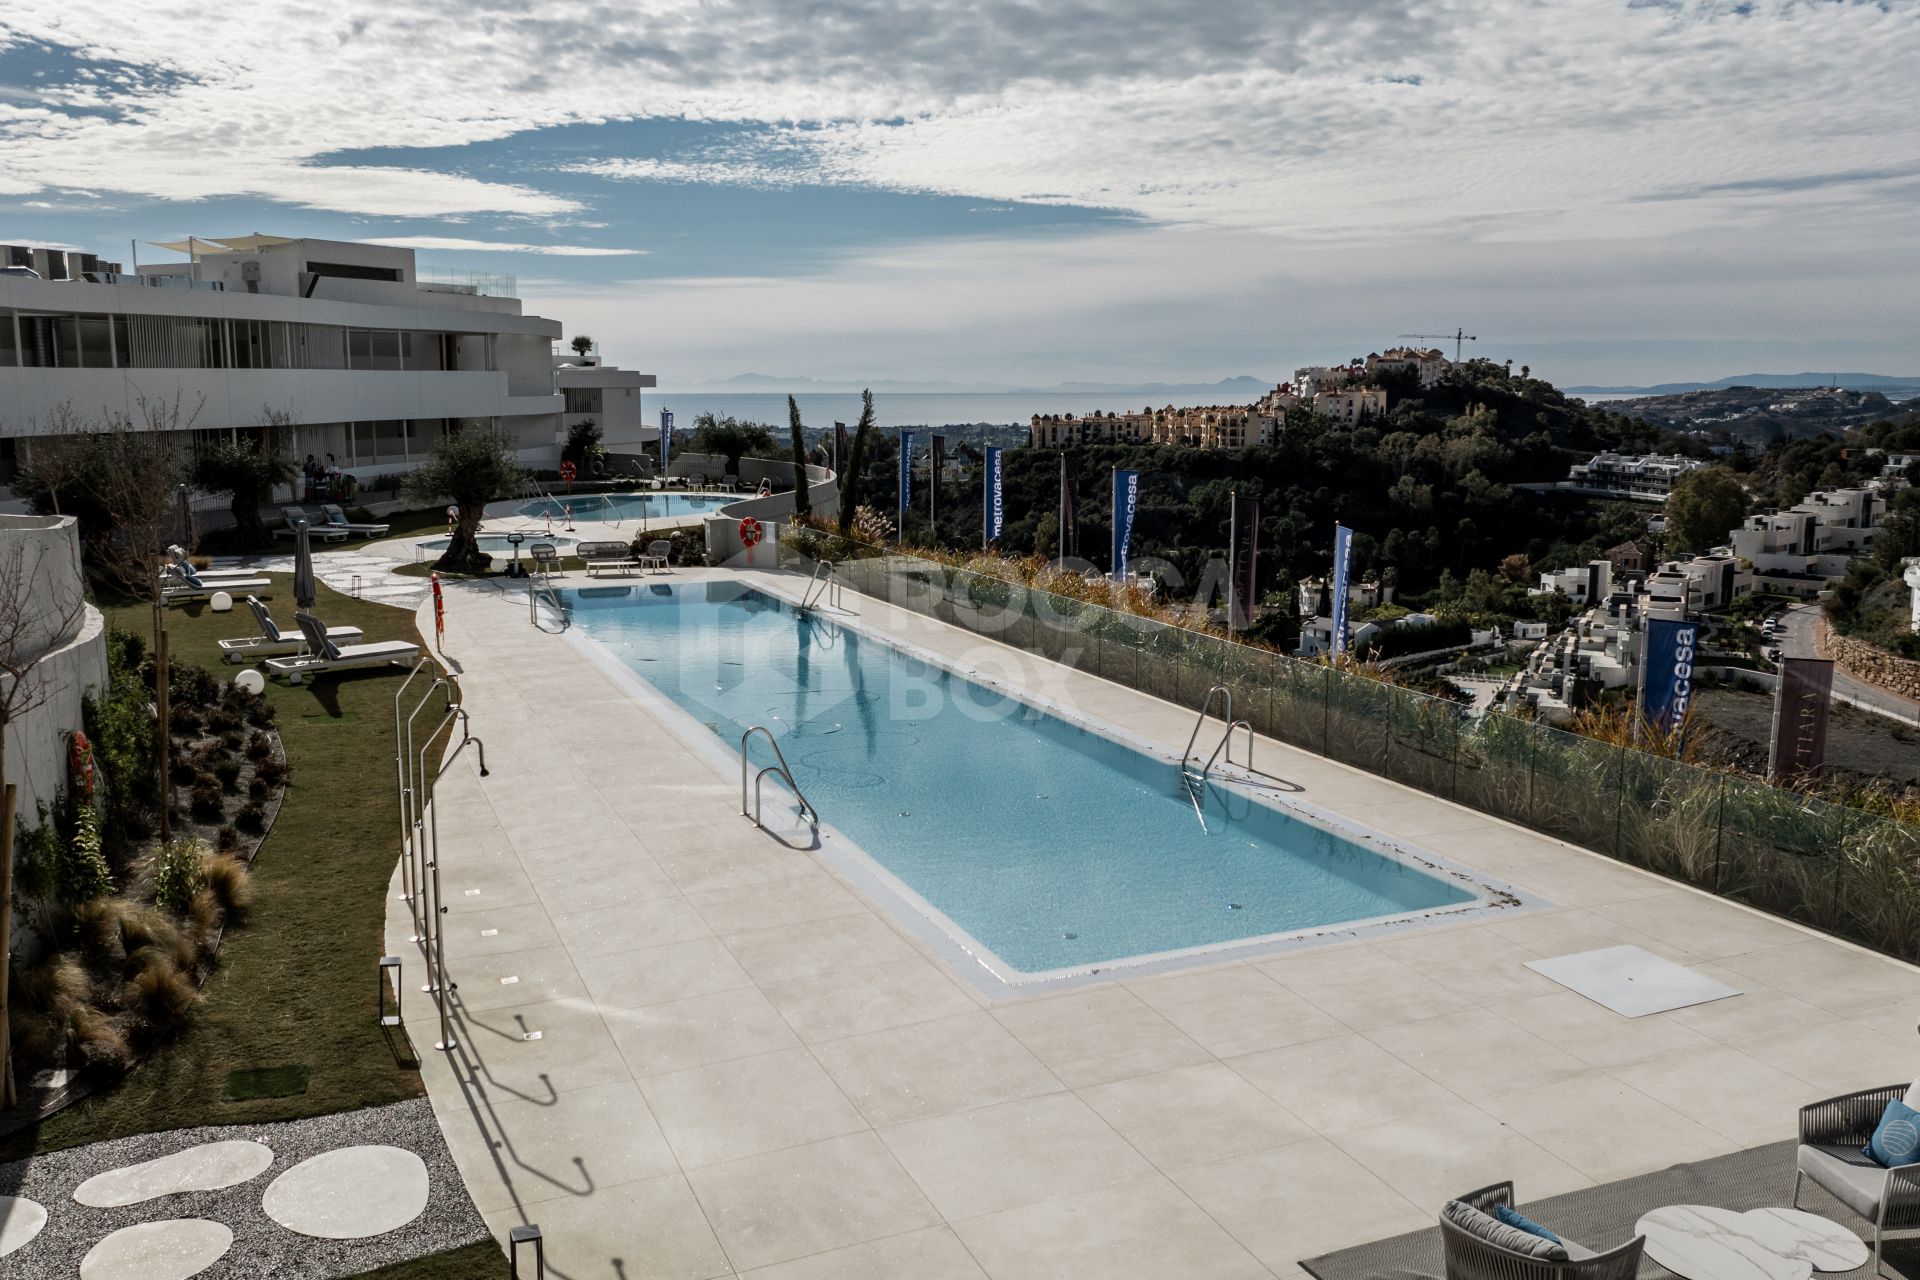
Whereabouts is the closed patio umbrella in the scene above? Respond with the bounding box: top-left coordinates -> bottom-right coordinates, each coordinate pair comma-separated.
292,518 -> 317,609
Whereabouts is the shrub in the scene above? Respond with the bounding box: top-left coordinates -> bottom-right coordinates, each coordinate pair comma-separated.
245,730 -> 273,760
220,730 -> 244,752
65,899 -> 127,969
13,954 -> 90,1018
115,900 -> 195,970
200,853 -> 253,920
169,758 -> 198,786
254,757 -> 288,789
58,806 -> 114,903
125,948 -> 200,1022
154,838 -> 209,915
247,698 -> 276,727
158,660 -> 221,710
188,888 -> 221,947
216,825 -> 240,852
247,777 -> 268,804
169,707 -> 203,739
213,757 -> 242,789
235,802 -> 266,834
70,1005 -> 130,1078
207,704 -> 244,735
189,782 -> 225,821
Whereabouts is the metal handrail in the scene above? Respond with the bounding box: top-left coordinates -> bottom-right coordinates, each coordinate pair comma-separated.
740,725 -> 818,829
1197,719 -> 1254,782
800,560 -> 842,611
527,557 -> 568,631
1181,684 -> 1234,768
423,724 -> 488,1052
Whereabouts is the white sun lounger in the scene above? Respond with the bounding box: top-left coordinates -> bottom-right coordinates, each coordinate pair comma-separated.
217,595 -> 364,662
275,506 -> 351,542
164,575 -> 270,603
266,612 -> 419,683
321,504 -> 390,538
165,545 -> 262,585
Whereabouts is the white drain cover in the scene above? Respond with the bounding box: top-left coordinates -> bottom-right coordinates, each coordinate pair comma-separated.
1526,944 -> 1740,1017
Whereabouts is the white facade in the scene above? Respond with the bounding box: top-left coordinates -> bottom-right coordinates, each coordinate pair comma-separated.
0,235 -> 652,486
1534,559 -> 1612,605
554,352 -> 658,456
1565,452 -> 1706,501
1729,487 -> 1882,594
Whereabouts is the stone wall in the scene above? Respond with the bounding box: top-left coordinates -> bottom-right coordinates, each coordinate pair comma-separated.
1826,630 -> 1920,699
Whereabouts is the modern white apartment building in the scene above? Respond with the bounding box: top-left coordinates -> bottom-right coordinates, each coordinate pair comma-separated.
554,348 -> 658,456
1729,487 -> 1883,595
0,234 -> 652,488
1565,452 -> 1706,501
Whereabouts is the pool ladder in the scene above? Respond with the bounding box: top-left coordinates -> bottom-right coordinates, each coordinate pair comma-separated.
1182,684 -> 1253,783
800,560 -> 844,611
741,726 -> 820,830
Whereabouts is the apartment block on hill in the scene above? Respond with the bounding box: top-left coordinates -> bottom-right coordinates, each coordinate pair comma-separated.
1566,452 -> 1706,501
1729,487 -> 1884,596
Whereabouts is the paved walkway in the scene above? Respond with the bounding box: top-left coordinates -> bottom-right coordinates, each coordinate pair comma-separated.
394,568 -> 1920,1280
1783,602 -> 1920,727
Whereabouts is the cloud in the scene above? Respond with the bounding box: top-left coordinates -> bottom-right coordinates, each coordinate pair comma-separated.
362,235 -> 643,256
0,0 -> 1914,243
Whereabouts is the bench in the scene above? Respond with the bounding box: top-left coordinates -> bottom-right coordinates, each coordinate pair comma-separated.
577,540 -> 641,577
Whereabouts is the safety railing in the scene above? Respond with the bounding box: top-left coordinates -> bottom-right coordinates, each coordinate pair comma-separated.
800,560 -> 844,612
1196,719 -> 1254,783
740,725 -> 819,830
1181,684 -> 1234,773
528,554 -> 567,632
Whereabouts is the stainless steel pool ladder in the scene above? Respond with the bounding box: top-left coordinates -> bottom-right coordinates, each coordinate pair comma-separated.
741,725 -> 819,830
801,560 -> 844,611
527,555 -> 568,631
1182,682 -> 1253,781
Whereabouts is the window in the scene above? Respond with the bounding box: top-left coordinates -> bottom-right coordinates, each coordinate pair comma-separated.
76,314 -> 113,368
0,311 -> 16,367
563,388 -> 602,414
304,259 -> 401,282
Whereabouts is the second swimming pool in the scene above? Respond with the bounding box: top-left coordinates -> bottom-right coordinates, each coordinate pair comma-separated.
564,581 -> 1502,985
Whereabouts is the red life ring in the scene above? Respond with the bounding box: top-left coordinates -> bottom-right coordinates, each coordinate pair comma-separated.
738,516 -> 764,548
559,461 -> 577,482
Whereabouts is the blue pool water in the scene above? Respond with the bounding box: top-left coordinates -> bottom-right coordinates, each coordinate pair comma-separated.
519,493 -> 731,522
565,582 -> 1477,977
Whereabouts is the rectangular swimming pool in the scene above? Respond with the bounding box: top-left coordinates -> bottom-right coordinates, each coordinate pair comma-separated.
563,581 -> 1510,987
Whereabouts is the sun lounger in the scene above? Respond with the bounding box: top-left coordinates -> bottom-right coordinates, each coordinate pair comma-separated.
217,595 -> 364,662
265,613 -> 419,683
321,504 -> 390,538
164,575 -> 270,603
274,506 -> 351,542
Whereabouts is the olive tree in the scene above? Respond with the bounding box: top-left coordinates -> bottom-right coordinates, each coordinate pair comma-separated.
406,423 -> 523,573
190,412 -> 297,549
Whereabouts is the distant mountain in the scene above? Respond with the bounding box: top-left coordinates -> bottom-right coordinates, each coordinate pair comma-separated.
692,374 -> 1275,396
1569,372 -> 1920,395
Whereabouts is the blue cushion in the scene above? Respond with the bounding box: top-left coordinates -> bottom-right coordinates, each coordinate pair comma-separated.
1865,1099 -> 1920,1167
1494,1203 -> 1562,1244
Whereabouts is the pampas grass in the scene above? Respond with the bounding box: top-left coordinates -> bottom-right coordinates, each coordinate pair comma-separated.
200,853 -> 253,920
125,947 -> 201,1023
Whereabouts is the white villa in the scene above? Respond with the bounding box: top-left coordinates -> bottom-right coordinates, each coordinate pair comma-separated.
0,234 -> 654,491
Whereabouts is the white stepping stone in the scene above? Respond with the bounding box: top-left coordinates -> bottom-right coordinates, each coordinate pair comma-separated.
0,1195 -> 48,1258
73,1140 -> 275,1207
261,1145 -> 429,1239
80,1219 -> 232,1280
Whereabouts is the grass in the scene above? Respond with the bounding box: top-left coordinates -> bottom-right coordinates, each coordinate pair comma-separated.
1,575 -> 439,1161
350,1241 -> 501,1278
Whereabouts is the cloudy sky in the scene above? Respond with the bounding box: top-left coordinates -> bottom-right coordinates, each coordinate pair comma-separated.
2,1 -> 1916,388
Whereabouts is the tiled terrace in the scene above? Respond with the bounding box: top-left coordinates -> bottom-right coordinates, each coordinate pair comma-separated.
392,566 -> 1920,1280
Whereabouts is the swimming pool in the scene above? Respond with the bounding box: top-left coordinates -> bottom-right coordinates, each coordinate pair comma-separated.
564,582 -> 1499,986
518,493 -> 731,522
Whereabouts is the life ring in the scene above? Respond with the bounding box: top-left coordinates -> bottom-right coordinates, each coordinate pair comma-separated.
738,516 -> 764,548
559,460 -> 578,483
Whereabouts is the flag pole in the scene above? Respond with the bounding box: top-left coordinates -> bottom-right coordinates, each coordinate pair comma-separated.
1228,489 -> 1238,633
1057,451 -> 1065,569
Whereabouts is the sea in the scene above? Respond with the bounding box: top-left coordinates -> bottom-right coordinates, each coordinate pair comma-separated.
647,390 -> 1252,432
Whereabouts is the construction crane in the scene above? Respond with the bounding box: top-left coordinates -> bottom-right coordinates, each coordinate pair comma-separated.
1398,328 -> 1478,363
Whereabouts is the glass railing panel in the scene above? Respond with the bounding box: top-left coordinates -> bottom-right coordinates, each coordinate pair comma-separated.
1385,685 -> 1461,800
1324,665 -> 1392,776
1614,752 -> 1724,887
1827,809 -> 1920,963
1452,708 -> 1535,828
1268,656 -> 1330,756
1523,721 -> 1623,855
1714,777 -> 1863,935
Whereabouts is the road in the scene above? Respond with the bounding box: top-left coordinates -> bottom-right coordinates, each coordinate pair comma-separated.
1775,601 -> 1920,727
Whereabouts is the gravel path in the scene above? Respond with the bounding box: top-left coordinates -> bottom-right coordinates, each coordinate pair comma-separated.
0,1098 -> 490,1278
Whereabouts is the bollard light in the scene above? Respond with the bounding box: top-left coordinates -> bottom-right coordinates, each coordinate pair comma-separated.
509,1224 -> 544,1278
378,955 -> 403,1028
210,590 -> 234,612
233,669 -> 266,696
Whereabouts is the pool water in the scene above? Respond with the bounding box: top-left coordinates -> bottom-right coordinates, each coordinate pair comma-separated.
565,582 -> 1479,979
519,493 -> 731,522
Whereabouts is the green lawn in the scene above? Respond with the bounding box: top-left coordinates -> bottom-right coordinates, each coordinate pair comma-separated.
2,576 -> 438,1157
352,1241 -> 502,1278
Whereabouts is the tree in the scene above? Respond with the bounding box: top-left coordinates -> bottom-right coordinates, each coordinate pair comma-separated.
0,534 -> 88,1109
569,334 -> 594,360
561,419 -> 604,472
1665,466 -> 1748,552
190,418 -> 297,550
837,391 -> 876,535
86,399 -> 194,847
14,405 -> 97,518
787,396 -> 811,520
1497,552 -> 1532,584
406,423 -> 523,574
688,413 -> 775,477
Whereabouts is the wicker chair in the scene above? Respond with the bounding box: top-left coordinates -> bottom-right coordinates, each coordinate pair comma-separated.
1440,1182 -> 1644,1280
1795,1084 -> 1920,1276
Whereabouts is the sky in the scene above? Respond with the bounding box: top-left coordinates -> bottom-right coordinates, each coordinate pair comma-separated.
1,1 -> 1917,389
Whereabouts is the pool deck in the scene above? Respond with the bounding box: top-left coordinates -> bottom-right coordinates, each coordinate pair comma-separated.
395,566 -> 1920,1280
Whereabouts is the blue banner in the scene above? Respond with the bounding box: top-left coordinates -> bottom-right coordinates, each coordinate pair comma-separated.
659,408 -> 673,473
984,446 -> 1004,545
1329,523 -> 1354,656
1111,469 -> 1141,579
898,430 -> 916,524
1641,616 -> 1700,731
